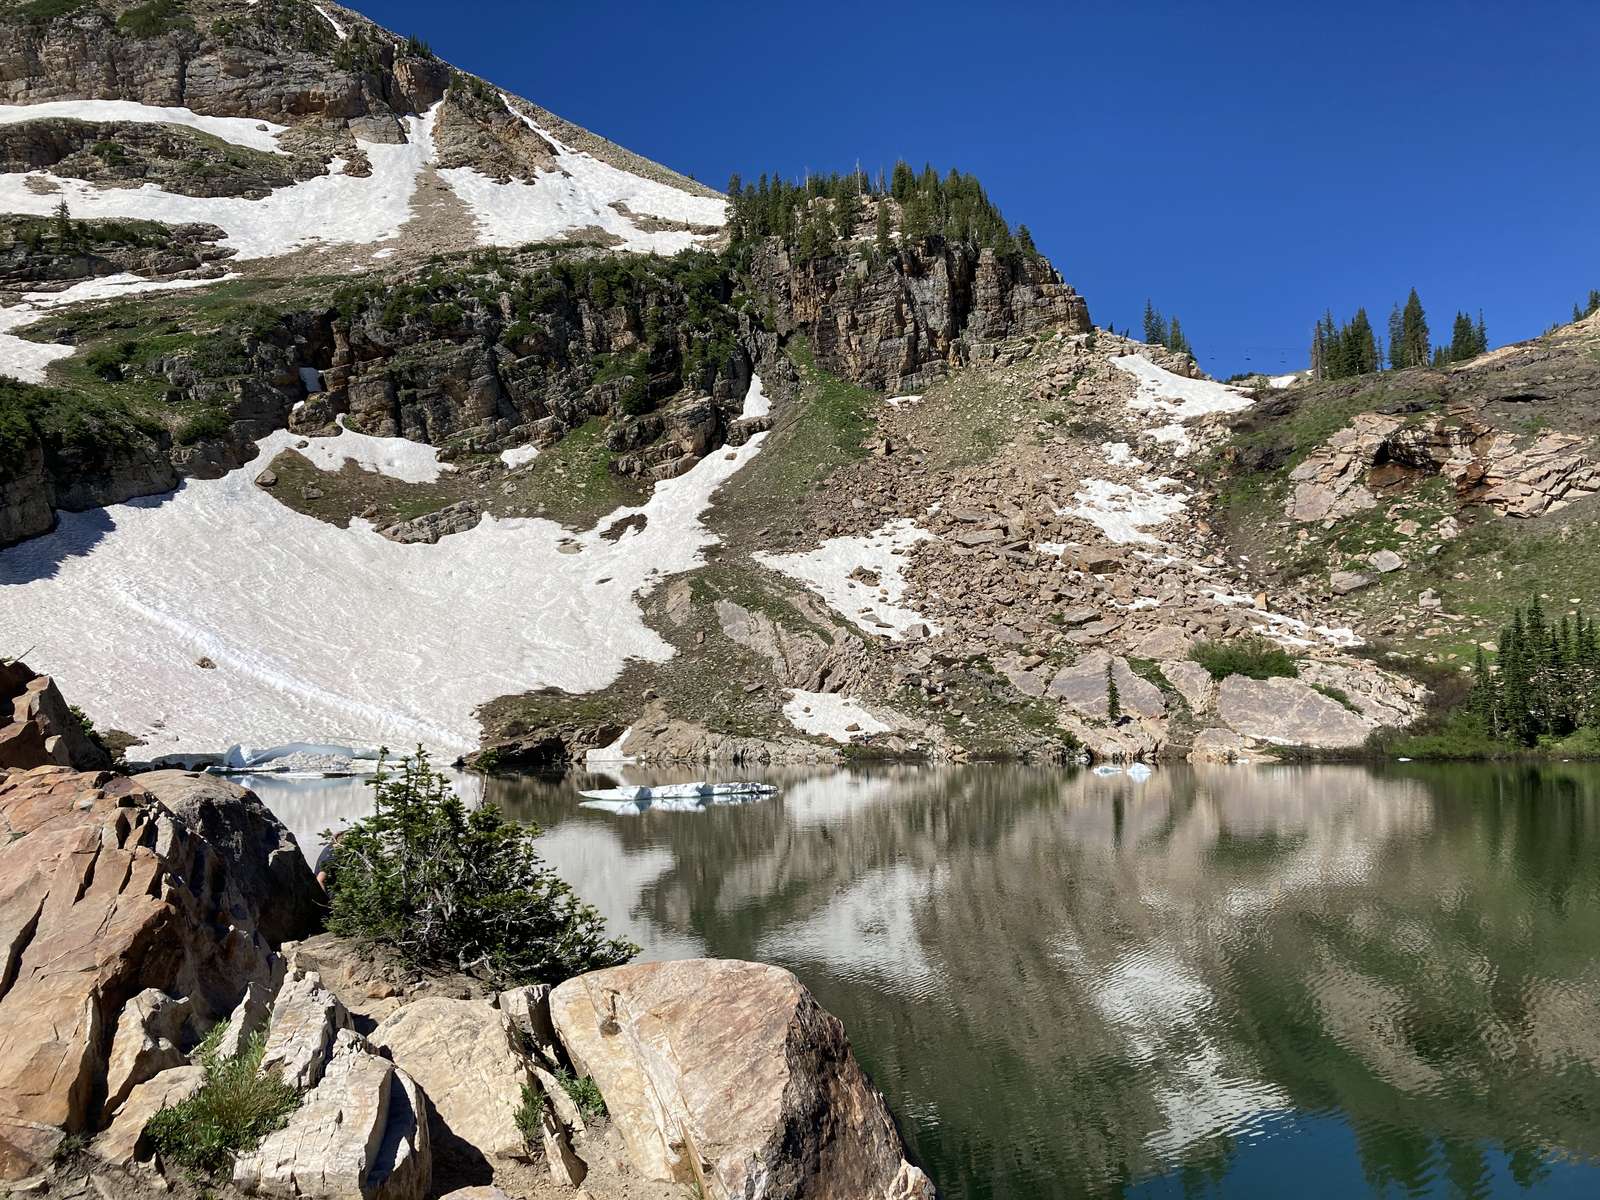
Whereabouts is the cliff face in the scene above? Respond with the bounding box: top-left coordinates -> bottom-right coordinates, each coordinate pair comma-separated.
748,236 -> 1091,392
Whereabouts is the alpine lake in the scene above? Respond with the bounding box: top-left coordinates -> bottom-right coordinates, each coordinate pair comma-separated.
249,761 -> 1600,1200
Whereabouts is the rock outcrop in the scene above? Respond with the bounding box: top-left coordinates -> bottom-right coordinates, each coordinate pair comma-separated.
550,959 -> 936,1200
0,659 -> 112,771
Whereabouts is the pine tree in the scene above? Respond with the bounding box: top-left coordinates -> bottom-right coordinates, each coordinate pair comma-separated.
1474,309 -> 1488,355
1143,300 -> 1166,347
1105,662 -> 1121,722
1399,289 -> 1430,370
1166,315 -> 1192,357
1388,304 -> 1405,371
52,199 -> 70,241
1449,311 -> 1477,362
1016,224 -> 1038,258
874,201 -> 892,254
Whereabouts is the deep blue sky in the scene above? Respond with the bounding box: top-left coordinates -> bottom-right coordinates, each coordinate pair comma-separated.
358,0 -> 1598,377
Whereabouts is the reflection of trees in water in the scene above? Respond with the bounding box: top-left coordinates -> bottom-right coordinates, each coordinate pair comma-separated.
485,764 -> 1600,1200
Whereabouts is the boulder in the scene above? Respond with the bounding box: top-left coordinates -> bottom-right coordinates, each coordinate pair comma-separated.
369,998 -> 534,1169
234,1029 -> 430,1200
1216,676 -> 1374,749
1368,550 -> 1405,574
0,767 -> 282,1180
1187,727 -> 1259,764
439,1190 -> 512,1200
1330,570 -> 1375,595
1047,652 -> 1165,721
91,1064 -> 206,1168
214,980 -> 275,1063
550,959 -> 935,1200
258,969 -> 351,1091
1160,660 -> 1215,713
102,989 -> 193,1121
0,664 -> 111,771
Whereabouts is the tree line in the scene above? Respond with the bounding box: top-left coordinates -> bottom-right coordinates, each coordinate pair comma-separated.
1141,300 -> 1195,357
725,162 -> 1040,266
1312,289 -> 1488,381
1466,598 -> 1600,746
1573,290 -> 1600,324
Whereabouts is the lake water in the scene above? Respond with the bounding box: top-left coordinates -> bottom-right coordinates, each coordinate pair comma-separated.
250,762 -> 1600,1200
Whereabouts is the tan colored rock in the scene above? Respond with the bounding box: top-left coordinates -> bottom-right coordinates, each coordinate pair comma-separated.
438,1190 -> 512,1200
498,984 -> 557,1060
1127,624 -> 1191,661
234,1029 -> 430,1200
369,998 -> 533,1166
0,767 -> 290,1181
1187,727 -> 1259,764
258,970 -> 350,1091
550,959 -> 934,1200
1216,676 -> 1373,749
1160,660 -> 1215,713
91,1064 -> 205,1168
215,980 -> 275,1063
102,989 -> 193,1121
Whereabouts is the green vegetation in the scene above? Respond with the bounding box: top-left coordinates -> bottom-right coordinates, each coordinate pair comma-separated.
3,0 -> 96,25
1572,289 -> 1600,324
1312,289 -> 1489,382
1464,598 -> 1600,747
116,0 -> 191,35
145,1029 -> 299,1177
555,1069 -> 607,1120
0,377 -> 161,482
725,162 -> 1040,265
1191,636 -> 1299,682
514,1083 -> 545,1147
1142,299 -> 1195,357
326,750 -> 637,987
1105,661 -> 1121,721
1312,307 -> 1380,379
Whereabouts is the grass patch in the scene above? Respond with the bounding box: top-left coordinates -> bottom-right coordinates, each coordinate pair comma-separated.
514,1082 -> 545,1147
1191,636 -> 1299,682
144,1029 -> 299,1177
117,0 -> 191,36
507,416 -> 646,528
1311,683 -> 1360,713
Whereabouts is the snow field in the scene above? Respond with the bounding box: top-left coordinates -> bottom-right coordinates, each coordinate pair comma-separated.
755,519 -> 941,641
782,690 -> 892,742
1063,478 -> 1189,546
1112,355 -> 1254,421
0,100 -> 289,154
297,416 -> 456,484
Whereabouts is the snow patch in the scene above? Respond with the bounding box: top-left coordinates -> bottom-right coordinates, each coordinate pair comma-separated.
755,519 -> 940,641
296,417 -> 453,484
782,690 -> 892,742
885,394 -> 923,408
499,443 -> 541,469
1113,355 -> 1253,421
1101,441 -> 1144,468
312,4 -> 349,39
740,373 -> 770,419
435,96 -> 725,255
0,428 -> 769,757
0,100 -> 288,154
1063,479 -> 1189,546
0,105 -> 440,261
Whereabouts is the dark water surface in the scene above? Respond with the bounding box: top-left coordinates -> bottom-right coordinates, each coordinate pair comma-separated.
255,763 -> 1600,1200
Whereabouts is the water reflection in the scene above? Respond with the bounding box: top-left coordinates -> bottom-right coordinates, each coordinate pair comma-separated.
255,761 -> 1600,1199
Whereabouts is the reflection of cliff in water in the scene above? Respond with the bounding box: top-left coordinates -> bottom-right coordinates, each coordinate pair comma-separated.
488,764 -> 1600,1199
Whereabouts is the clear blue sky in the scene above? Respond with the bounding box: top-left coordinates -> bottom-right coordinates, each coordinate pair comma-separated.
358,0 -> 1598,378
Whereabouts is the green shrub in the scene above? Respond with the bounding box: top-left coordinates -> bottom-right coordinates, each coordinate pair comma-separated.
145,1029 -> 299,1177
117,0 -> 192,36
513,1083 -> 545,1147
1191,636 -> 1299,682
556,1069 -> 607,1120
326,750 -> 637,987
6,0 -> 96,26
175,409 -> 232,445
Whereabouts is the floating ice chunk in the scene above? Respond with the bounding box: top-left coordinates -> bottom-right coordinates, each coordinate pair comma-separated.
1126,762 -> 1154,782
1093,764 -> 1124,777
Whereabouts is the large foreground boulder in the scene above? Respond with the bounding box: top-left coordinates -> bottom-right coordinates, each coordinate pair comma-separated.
0,765 -> 322,1180
550,959 -> 935,1200
0,660 -> 111,771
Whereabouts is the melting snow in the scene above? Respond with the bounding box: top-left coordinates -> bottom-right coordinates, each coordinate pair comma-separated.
0,428 -> 769,756
740,374 -> 771,418
312,4 -> 349,39
0,100 -> 288,154
0,273 -> 227,383
499,443 -> 541,469
782,690 -> 892,742
296,417 -> 454,484
0,105 -> 441,261
1063,479 -> 1189,546
1113,355 -> 1253,421
1101,441 -> 1144,468
435,95 -> 725,255
755,519 -> 940,641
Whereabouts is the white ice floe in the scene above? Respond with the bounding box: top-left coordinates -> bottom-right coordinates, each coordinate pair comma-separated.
0,273 -> 226,383
578,781 -> 776,817
755,518 -> 940,641
1063,478 -> 1189,546
220,741 -> 380,774
782,690 -> 892,742
499,443 -> 541,469
0,99 -> 288,154
436,95 -> 725,255
740,373 -> 771,419
0,427 -> 769,757
295,416 -> 453,485
1101,441 -> 1144,468
312,4 -> 349,39
1113,355 -> 1253,422
0,105 -> 440,261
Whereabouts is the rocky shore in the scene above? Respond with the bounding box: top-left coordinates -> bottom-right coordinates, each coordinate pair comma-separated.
0,663 -> 934,1200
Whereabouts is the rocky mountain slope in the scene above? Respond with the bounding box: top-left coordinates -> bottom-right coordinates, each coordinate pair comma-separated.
0,0 -> 1590,764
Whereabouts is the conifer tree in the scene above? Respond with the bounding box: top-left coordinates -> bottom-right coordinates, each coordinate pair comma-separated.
1449,311 -> 1477,362
1166,315 -> 1193,357
1106,662 -> 1121,722
1398,289 -> 1430,370
1017,224 -> 1038,258
1143,300 -> 1166,347
1474,310 -> 1488,355
1388,304 -> 1405,370
875,201 -> 892,254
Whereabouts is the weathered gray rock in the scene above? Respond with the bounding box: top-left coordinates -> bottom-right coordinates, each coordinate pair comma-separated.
102,989 -> 193,1121
1331,570 -> 1375,595
1368,550 -> 1405,574
91,1064 -> 205,1168
1047,652 -> 1165,721
1216,676 -> 1373,749
1160,660 -> 1215,713
214,980 -> 276,1064
234,1029 -> 431,1200
550,959 -> 934,1200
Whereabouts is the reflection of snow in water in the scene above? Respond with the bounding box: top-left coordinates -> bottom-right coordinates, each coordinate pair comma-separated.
240,768 -> 483,864
757,861 -> 946,994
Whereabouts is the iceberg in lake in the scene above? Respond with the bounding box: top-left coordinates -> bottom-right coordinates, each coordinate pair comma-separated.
579,781 -> 777,816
